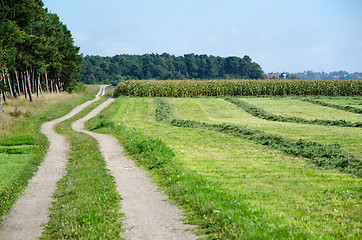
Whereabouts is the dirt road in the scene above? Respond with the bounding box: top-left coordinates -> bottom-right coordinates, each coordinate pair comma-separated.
0,85 -> 198,239
0,86 -> 106,240
72,95 -> 198,240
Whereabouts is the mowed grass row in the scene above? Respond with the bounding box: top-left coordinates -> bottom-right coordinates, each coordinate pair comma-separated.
41,97 -> 123,239
114,79 -> 362,97
318,97 -> 362,109
0,90 -> 96,224
90,97 -> 361,239
223,97 -> 360,128
237,97 -> 361,122
169,98 -> 362,158
302,98 -> 362,114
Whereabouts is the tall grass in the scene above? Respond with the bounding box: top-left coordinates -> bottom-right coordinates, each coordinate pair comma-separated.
114,79 -> 362,97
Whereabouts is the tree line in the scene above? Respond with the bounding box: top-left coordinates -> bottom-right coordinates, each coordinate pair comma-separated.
0,0 -> 83,108
79,53 -> 265,86
293,70 -> 362,80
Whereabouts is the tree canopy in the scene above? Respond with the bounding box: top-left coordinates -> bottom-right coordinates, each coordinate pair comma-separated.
0,0 -> 83,103
80,53 -> 265,85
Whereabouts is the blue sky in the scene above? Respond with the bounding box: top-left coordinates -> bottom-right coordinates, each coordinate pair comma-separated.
43,0 -> 362,73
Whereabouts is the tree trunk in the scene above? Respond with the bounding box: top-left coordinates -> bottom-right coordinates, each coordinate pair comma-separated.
36,73 -> 39,98
0,90 -> 2,117
3,69 -> 14,98
37,76 -> 43,96
39,76 -> 43,94
15,70 -> 21,96
6,70 -> 15,97
50,78 -> 54,93
31,69 -> 35,93
55,75 -> 59,93
0,69 -> 3,115
55,81 -> 59,93
1,71 -> 7,102
26,70 -> 33,102
2,89 -> 7,102
22,71 -> 28,99
45,70 -> 49,92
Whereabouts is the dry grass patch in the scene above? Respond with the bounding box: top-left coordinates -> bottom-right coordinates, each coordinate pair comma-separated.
0,93 -> 81,134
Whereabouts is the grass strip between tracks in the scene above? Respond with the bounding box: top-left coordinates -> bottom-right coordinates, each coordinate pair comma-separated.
41,97 -> 123,239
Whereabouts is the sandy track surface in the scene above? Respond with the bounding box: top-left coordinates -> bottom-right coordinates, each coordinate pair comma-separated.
72,95 -> 198,239
0,86 -> 106,240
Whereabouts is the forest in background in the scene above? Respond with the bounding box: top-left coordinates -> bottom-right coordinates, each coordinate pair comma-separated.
79,53 -> 265,85
79,54 -> 362,86
0,0 -> 83,108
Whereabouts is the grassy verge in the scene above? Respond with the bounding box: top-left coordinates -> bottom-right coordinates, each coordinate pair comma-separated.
225,97 -> 361,127
86,97 -> 361,239
0,92 -> 92,224
40,97 -> 123,239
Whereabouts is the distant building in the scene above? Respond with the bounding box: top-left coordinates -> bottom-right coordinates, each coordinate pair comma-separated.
267,72 -> 279,79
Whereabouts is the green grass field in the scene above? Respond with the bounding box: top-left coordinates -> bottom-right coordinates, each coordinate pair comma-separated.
92,96 -> 361,239
1,85 -> 361,239
170,97 -> 361,157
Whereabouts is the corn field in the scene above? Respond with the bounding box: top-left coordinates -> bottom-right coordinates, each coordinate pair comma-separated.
113,79 -> 362,97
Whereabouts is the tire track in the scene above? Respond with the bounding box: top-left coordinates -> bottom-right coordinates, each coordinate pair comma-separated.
0,85 -> 198,239
72,97 -> 198,239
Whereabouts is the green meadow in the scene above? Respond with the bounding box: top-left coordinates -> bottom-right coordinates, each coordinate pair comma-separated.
1,85 -> 361,239
89,96 -> 361,239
